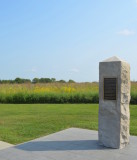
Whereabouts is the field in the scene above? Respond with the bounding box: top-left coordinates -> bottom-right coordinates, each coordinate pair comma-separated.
0,104 -> 137,144
0,82 -> 137,103
0,83 -> 99,103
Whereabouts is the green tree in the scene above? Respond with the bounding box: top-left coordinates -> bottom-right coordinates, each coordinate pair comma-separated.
39,78 -> 52,83
32,78 -> 39,83
14,78 -> 22,84
68,79 -> 75,83
58,80 -> 66,83
51,78 -> 56,82
14,78 -> 31,84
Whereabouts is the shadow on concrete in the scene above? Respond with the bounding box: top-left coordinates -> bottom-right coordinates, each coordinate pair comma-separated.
15,140 -> 110,151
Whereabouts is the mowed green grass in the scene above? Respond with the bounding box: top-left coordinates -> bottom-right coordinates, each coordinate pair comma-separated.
0,104 -> 137,144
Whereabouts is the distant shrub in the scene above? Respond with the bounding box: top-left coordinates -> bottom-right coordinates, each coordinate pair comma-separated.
130,93 -> 137,104
0,92 -> 137,104
0,92 -> 99,104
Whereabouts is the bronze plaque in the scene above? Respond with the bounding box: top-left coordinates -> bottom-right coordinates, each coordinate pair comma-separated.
104,78 -> 117,100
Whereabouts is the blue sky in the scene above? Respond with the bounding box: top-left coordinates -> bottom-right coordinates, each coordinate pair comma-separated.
0,0 -> 137,82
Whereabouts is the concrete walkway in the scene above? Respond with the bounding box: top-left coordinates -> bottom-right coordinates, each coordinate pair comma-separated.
0,141 -> 13,150
0,128 -> 137,160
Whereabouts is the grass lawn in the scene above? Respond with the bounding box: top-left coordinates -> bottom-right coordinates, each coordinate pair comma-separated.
0,104 -> 137,144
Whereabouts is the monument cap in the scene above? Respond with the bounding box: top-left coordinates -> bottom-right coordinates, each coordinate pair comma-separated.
101,56 -> 128,63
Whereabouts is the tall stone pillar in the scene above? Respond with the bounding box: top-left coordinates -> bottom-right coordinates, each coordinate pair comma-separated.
98,56 -> 130,149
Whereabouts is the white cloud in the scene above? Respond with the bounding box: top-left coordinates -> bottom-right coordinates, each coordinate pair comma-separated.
26,68 -> 37,73
135,0 -> 137,6
69,68 -> 79,73
117,29 -> 135,36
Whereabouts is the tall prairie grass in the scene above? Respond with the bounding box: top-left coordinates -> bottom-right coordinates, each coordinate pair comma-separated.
0,82 -> 136,104
0,82 -> 98,103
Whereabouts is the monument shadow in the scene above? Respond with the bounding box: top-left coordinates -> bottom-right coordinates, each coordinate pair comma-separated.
15,140 -> 110,151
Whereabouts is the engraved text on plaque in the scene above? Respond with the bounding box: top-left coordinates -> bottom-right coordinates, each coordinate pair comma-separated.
104,78 -> 117,100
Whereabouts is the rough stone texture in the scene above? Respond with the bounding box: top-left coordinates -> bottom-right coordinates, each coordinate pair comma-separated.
99,56 -> 130,149
120,61 -> 130,148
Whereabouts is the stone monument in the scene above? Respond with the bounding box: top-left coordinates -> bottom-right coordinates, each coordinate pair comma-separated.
98,56 -> 130,149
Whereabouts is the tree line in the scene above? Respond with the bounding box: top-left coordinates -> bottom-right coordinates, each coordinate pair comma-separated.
0,78 -> 75,84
